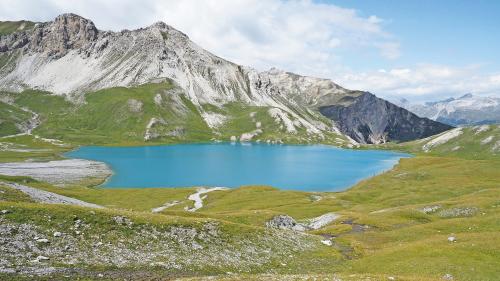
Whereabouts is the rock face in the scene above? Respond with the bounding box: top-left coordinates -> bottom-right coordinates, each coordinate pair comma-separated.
0,13 -> 452,143
319,92 -> 454,144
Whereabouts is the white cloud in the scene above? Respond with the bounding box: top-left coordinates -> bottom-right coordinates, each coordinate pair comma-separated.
0,0 -> 399,77
1,0 -> 498,101
334,64 -> 500,101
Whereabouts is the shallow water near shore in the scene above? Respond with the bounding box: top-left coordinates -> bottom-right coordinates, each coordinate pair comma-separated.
65,143 -> 411,191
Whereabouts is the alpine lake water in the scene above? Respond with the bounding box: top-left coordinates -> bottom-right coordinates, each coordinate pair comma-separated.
66,143 -> 411,192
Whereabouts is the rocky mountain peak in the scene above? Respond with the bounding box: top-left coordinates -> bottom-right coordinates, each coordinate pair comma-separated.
29,13 -> 98,58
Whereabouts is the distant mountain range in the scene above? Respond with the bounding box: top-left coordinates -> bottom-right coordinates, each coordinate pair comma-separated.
0,13 -> 452,144
395,94 -> 500,126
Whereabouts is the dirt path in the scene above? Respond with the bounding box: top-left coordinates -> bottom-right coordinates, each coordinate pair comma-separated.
1,182 -> 104,209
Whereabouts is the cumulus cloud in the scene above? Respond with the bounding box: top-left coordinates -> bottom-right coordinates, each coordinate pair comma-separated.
0,0 -> 398,76
334,64 -> 500,101
1,0 -> 498,100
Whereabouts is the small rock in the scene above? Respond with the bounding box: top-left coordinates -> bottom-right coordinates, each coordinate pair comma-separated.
53,232 -> 62,237
97,273 -> 104,278
321,239 -> 333,246
36,238 -> 49,243
75,231 -> 81,235
36,255 -> 49,261
442,273 -> 454,280
448,236 -> 457,242
388,277 -> 396,281
266,215 -> 298,230
112,216 -> 133,226
0,209 -> 11,214
230,135 -> 237,142
309,194 -> 322,202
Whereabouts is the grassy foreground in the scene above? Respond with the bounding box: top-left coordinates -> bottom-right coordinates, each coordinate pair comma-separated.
0,126 -> 499,280
1,84 -> 499,280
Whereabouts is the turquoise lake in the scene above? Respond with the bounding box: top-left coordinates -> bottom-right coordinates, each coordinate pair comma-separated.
66,143 -> 411,192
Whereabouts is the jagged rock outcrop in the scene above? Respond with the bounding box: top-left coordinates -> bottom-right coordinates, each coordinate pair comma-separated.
0,13 -> 452,143
319,92 -> 454,144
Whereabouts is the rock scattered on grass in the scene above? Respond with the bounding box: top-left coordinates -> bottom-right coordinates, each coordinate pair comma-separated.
321,239 -> 332,246
447,236 -> 456,242
442,273 -> 454,280
266,215 -> 303,231
438,207 -> 478,218
53,232 -> 62,237
1,209 -> 11,214
419,205 -> 441,214
112,216 -> 133,227
309,194 -> 322,202
36,256 -> 49,262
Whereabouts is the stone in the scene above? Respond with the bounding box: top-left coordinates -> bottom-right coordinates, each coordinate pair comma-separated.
230,135 -> 237,142
442,273 -> 454,280
127,99 -> 143,113
36,238 -> 49,243
36,255 -> 50,261
266,215 -> 298,230
0,209 -> 11,214
53,232 -> 62,237
419,205 -> 441,214
321,239 -> 333,246
447,236 -> 457,242
112,216 -> 133,226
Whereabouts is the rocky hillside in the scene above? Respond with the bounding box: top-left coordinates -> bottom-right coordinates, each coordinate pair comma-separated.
0,13 -> 450,144
396,94 -> 500,126
319,92 -> 453,143
393,124 -> 500,160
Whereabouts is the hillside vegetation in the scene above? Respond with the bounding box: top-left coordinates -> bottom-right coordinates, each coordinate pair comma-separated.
0,20 -> 35,35
1,83 -> 349,146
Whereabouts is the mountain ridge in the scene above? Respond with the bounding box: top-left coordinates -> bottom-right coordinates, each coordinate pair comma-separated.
0,13 -> 452,144
396,94 -> 500,126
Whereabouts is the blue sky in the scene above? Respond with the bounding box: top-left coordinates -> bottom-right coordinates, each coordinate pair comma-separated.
327,0 -> 500,72
1,0 -> 499,101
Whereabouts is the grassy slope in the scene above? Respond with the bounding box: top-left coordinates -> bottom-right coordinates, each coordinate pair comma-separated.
385,125 -> 500,160
0,20 -> 35,35
7,84 -> 212,145
1,83 -> 347,146
0,100 -> 32,136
